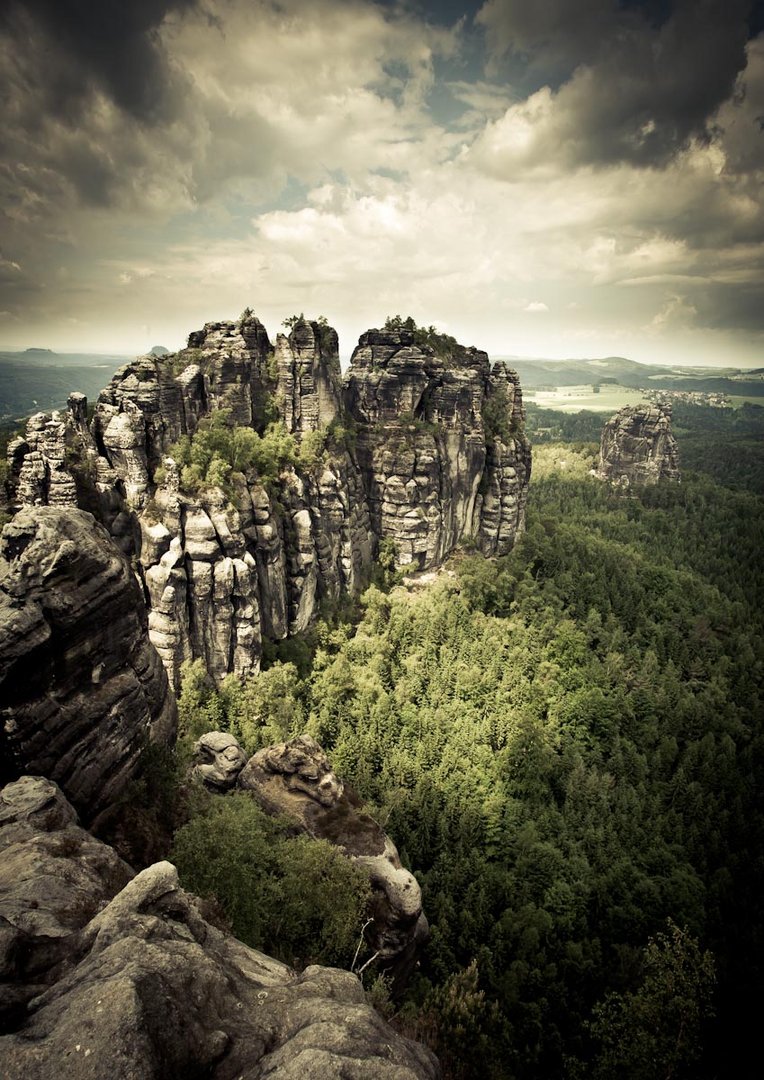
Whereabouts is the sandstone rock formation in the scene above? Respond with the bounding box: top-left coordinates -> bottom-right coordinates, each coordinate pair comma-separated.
235,734 -> 428,978
0,507 -> 176,822
191,731 -> 248,791
0,775 -> 439,1079
4,315 -> 531,689
595,403 -> 680,487
345,328 -> 530,568
275,318 -> 342,437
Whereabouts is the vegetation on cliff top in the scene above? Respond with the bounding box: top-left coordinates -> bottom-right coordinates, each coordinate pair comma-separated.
384,314 -> 459,361
155,407 -> 354,494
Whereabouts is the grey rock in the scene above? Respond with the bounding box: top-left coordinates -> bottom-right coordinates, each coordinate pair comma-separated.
5,316 -> 530,687
9,412 -> 80,510
596,403 -> 680,487
0,776 -> 131,1021
0,778 -> 439,1080
276,318 -> 342,437
345,332 -> 531,567
191,732 -> 248,791
238,735 -> 428,974
0,508 -> 177,824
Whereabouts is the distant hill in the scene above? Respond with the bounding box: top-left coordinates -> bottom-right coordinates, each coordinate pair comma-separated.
150,346 -> 170,357
499,355 -> 762,396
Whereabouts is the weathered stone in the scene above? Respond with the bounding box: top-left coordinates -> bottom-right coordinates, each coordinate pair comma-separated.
0,777 -> 132,1024
346,331 -> 531,567
191,732 -> 248,791
7,412 -> 79,510
238,735 -> 428,976
596,403 -> 680,487
5,315 -> 530,687
0,778 -> 439,1080
0,508 -> 177,824
276,318 -> 342,437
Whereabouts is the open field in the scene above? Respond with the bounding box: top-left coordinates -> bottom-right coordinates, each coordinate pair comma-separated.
526,383 -> 764,413
525,384 -> 649,412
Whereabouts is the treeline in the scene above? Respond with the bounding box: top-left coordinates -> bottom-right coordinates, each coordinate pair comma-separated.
671,401 -> 764,494
525,403 -> 605,444
173,448 -> 763,1078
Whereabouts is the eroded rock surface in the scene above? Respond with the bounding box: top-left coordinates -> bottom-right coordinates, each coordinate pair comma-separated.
595,403 -> 680,487
0,507 -> 176,822
4,315 -> 531,688
0,776 -> 439,1080
236,734 -> 428,977
191,731 -> 248,791
345,329 -> 531,568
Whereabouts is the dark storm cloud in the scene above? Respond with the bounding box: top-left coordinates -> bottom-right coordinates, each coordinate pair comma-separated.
0,0 -> 197,124
476,0 -> 755,168
691,281 -> 764,331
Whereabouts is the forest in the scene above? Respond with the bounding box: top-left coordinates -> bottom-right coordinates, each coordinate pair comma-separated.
134,401 -> 764,1079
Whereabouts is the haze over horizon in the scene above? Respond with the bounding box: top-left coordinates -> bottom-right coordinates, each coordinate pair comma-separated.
1,0 -> 763,368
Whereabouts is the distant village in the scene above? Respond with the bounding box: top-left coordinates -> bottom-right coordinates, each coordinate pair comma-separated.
642,388 -> 732,408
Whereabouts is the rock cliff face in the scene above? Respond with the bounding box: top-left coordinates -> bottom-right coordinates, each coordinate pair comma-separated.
193,733 -> 427,981
345,329 -> 530,568
0,775 -> 439,1080
595,403 -> 680,487
4,315 -> 531,689
0,507 -> 176,823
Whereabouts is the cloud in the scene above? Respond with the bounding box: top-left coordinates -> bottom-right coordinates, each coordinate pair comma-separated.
476,0 -> 622,76
0,1 -> 197,124
0,0 -> 459,219
0,1 -> 761,365
690,281 -> 764,330
649,293 -> 699,330
473,0 -> 753,169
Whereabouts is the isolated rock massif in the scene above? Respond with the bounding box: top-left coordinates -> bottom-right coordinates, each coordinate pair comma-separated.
4,316 -> 532,689
0,507 -> 176,822
0,775 -> 439,1079
596,403 -> 680,487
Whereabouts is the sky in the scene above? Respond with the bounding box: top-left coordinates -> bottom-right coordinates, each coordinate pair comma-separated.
1,0 -> 763,367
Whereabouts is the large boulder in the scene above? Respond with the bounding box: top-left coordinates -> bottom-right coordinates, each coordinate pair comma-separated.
191,732 -> 248,791
0,507 -> 176,823
0,776 -> 439,1080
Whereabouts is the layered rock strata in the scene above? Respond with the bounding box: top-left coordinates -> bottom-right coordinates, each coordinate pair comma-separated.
595,403 -> 680,487
0,775 -> 439,1079
0,507 -> 176,821
4,316 -> 531,687
345,329 -> 531,567
192,732 -> 428,979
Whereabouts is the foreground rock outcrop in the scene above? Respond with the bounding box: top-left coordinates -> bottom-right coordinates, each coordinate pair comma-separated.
4,315 -> 531,689
0,776 -> 439,1079
595,403 -> 680,487
193,733 -> 428,981
0,507 -> 176,822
